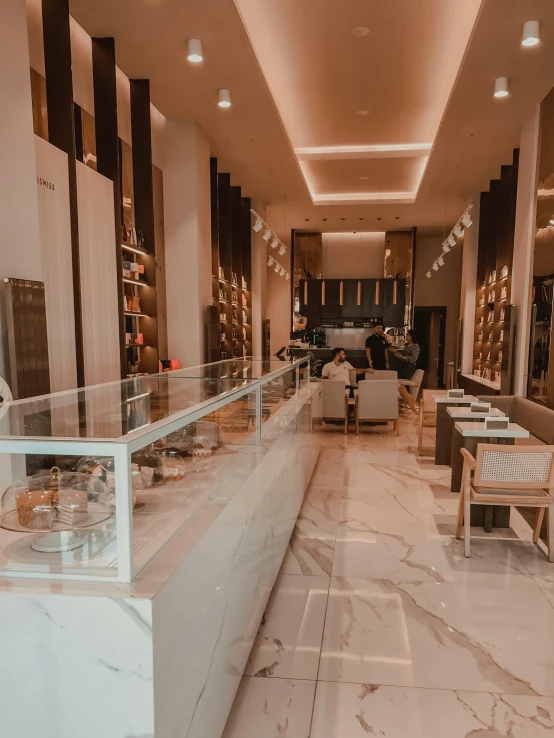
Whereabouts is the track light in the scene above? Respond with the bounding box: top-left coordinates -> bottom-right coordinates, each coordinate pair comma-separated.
426,271 -> 432,279
285,273 -> 290,281
447,234 -> 456,248
262,228 -> 272,242
432,263 -> 439,271
437,256 -> 444,267
453,224 -> 463,238
270,236 -> 279,249
187,39 -> 203,63
550,219 -> 554,227
461,212 -> 473,228
494,77 -> 509,99
267,256 -> 274,267
278,244 -> 286,256
218,88 -> 232,108
522,20 -> 540,47
442,242 -> 450,253
339,280 -> 344,306
280,267 -> 286,276
253,218 -> 263,232
274,263 -> 280,273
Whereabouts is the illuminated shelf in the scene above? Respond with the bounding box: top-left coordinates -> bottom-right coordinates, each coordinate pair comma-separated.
121,243 -> 149,256
123,278 -> 150,287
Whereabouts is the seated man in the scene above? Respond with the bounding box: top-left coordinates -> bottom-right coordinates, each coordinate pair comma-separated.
321,347 -> 354,385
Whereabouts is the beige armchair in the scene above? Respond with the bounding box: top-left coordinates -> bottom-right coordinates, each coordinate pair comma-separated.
321,380 -> 350,435
355,379 -> 399,435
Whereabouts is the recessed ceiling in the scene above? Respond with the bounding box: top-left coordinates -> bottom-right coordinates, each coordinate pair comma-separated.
234,0 -> 482,203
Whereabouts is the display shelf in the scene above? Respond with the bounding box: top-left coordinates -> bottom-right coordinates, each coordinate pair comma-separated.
121,243 -> 148,256
123,277 -> 150,288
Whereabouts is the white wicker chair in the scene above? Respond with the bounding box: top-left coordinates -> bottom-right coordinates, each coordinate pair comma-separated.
456,444 -> 554,560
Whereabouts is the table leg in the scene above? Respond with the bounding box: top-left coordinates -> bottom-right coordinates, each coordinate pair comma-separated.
451,434 -> 477,493
435,402 -> 471,465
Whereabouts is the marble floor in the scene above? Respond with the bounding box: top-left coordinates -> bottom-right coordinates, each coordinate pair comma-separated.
222,411 -> 554,737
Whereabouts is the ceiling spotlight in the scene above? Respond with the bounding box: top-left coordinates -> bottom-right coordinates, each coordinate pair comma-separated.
359,176 -> 368,180
280,267 -> 286,276
267,256 -> 273,267
442,242 -> 450,253
437,256 -> 445,267
426,271 -> 432,279
270,236 -> 279,249
461,212 -> 473,228
550,219 -> 554,226
278,244 -> 286,256
217,88 -> 232,108
274,263 -> 280,273
262,228 -> 272,241
187,39 -> 203,63
352,27 -> 370,37
357,110 -> 369,116
432,263 -> 439,272
522,20 -> 540,47
494,77 -> 509,99
453,224 -> 463,238
253,218 -> 263,232
447,234 -> 456,247
285,273 -> 290,281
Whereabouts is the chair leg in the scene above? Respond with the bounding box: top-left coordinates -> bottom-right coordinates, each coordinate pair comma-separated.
344,398 -> 348,435
533,508 -> 546,543
456,488 -> 464,539
548,506 -> 554,563
464,491 -> 471,557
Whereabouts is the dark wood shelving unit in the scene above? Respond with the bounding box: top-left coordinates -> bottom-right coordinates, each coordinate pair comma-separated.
209,158 -> 253,362
468,149 -> 519,394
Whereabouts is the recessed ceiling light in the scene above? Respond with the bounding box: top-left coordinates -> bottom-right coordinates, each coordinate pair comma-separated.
494,78 -> 509,98
395,216 -> 400,220
377,217 -> 382,221
359,218 -> 364,221
218,89 -> 231,108
357,110 -> 369,116
352,27 -> 370,37
522,20 -> 540,47
323,218 -> 327,221
187,39 -> 203,63
359,176 -> 368,180
341,218 -> 345,221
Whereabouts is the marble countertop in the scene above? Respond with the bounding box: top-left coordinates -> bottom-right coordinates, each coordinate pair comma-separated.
433,394 -> 477,404
454,421 -> 529,438
447,407 -> 504,419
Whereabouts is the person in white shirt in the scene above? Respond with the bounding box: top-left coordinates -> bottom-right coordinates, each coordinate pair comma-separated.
321,348 -> 355,386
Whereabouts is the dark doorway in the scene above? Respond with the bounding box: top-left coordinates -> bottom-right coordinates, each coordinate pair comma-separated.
414,307 -> 447,389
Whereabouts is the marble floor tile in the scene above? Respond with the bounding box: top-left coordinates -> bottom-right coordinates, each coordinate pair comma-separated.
318,577 -> 554,695
332,523 -> 538,585
222,677 -> 316,738
310,682 -> 554,737
245,574 -> 329,680
279,527 -> 336,577
297,487 -> 342,538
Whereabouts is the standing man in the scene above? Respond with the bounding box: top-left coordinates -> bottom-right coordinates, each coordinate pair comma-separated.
365,322 -> 389,371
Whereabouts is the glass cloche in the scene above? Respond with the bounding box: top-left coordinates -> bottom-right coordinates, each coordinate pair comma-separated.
1,466 -> 113,533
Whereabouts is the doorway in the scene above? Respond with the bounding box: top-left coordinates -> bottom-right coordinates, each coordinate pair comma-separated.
414,307 -> 447,389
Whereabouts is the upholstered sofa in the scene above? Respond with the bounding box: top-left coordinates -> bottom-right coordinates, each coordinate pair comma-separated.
477,395 -> 554,445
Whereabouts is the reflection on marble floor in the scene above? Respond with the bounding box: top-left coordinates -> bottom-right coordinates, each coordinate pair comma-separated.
224,410 -> 554,737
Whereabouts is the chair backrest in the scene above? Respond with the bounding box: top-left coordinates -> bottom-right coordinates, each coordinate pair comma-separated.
0,376 -> 12,405
409,369 -> 424,401
357,380 -> 399,421
365,370 -> 398,380
474,444 -> 554,490
321,380 -> 347,419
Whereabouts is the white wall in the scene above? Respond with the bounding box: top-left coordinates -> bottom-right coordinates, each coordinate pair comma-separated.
322,232 -> 385,278
512,106 -> 541,396
164,118 -> 212,366
459,197 -> 480,374
414,236 -> 463,366
76,162 -> 120,385
35,136 -> 78,392
0,0 -> 42,387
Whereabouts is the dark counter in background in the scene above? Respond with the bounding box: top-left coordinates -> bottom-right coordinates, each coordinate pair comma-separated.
288,347 -> 368,376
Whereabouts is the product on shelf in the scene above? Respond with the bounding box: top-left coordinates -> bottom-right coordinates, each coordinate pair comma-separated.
500,308 -> 505,321
500,264 -> 508,279
500,286 -> 507,300
219,266 -> 225,280
489,269 -> 496,284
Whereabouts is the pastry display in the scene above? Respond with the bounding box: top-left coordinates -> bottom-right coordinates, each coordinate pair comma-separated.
16,488 -> 56,530
55,489 -> 89,527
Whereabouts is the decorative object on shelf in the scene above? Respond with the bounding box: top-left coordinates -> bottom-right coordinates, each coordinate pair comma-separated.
500,264 -> 509,279
500,285 -> 507,300
499,329 -> 504,341
500,307 -> 505,321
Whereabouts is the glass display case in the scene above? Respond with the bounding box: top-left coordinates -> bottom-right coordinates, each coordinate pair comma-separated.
0,358 -> 309,582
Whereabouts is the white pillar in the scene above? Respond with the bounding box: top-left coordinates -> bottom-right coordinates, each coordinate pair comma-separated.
163,119 -> 212,366
0,0 -> 42,383
459,195 -> 480,376
512,106 -> 541,396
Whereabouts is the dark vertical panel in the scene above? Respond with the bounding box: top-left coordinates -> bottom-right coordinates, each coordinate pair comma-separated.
476,192 -> 490,287
92,36 -> 126,378
217,174 -> 233,353
230,186 -> 242,356
241,197 -> 252,354
41,0 -> 85,386
210,158 -> 219,301
73,103 -> 84,164
130,79 -> 158,374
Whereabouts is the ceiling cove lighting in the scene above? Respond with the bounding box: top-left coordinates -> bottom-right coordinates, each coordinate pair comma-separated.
522,21 -> 540,47
494,78 -> 509,99
217,89 -> 232,108
187,39 -> 203,63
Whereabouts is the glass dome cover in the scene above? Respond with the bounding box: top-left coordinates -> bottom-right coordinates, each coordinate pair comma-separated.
1,466 -> 113,533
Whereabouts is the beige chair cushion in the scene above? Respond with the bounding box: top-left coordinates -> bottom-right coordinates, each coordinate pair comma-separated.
321,380 -> 348,419
357,379 -> 399,421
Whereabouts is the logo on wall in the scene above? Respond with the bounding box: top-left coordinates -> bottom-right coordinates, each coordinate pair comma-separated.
37,176 -> 55,191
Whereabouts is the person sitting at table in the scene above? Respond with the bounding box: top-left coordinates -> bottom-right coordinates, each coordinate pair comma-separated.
389,329 -> 420,412
321,347 -> 354,385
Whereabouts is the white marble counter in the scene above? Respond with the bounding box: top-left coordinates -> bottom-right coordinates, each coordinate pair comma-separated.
454,421 -> 529,438
433,394 -> 477,404
447,407 -> 505,420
